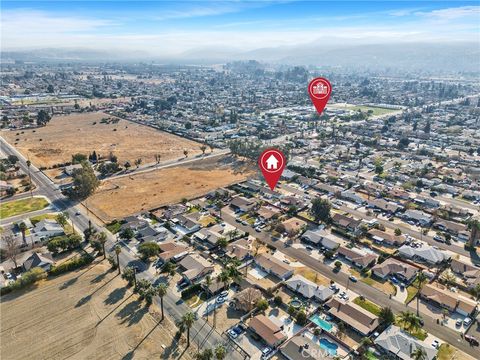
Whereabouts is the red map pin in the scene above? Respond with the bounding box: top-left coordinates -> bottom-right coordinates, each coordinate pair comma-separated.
258,148 -> 286,190
308,77 -> 332,115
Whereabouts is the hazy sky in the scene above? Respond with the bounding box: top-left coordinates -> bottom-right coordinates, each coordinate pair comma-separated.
2,1 -> 479,56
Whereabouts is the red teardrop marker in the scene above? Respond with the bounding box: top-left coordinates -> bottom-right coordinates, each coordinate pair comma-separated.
308,77 -> 332,115
258,148 -> 286,190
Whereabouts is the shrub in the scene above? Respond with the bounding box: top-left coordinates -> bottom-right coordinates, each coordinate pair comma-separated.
274,295 -> 283,306
296,310 -> 307,326
256,298 -> 269,312
138,242 -> 160,260
1,267 -> 47,295
181,283 -> 202,299
49,253 -> 94,276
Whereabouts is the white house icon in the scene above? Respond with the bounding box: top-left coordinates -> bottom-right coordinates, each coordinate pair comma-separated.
266,154 -> 279,170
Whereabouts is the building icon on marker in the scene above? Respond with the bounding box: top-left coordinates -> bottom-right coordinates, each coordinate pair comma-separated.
266,154 -> 279,170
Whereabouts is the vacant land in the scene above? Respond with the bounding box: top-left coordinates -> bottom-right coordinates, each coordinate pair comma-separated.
88,156 -> 253,222
2,112 -> 202,168
0,196 -> 49,219
0,261 -> 191,360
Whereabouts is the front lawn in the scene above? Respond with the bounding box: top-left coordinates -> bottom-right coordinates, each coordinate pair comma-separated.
353,297 -> 382,316
1,197 -> 49,219
437,343 -> 456,360
395,317 -> 428,341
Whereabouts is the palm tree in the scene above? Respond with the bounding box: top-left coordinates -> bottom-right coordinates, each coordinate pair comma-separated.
96,232 -> 108,259
157,283 -> 168,321
214,344 -> 226,360
411,347 -> 427,360
114,245 -> 122,274
217,237 -> 228,251
204,275 -> 212,322
180,311 -> 196,347
218,270 -> 230,291
26,159 -> 33,198
398,311 -> 422,333
415,271 -> 428,316
379,307 -> 395,327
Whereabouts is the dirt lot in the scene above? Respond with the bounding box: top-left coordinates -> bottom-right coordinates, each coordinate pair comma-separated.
0,261 -> 192,360
88,156 -> 253,222
2,111 -> 202,168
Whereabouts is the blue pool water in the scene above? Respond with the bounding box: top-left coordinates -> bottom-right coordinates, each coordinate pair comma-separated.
310,314 -> 333,332
319,338 -> 338,356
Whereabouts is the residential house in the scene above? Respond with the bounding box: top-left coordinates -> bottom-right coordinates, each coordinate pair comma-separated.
22,252 -> 54,271
325,298 -> 380,336
341,190 -> 365,205
375,325 -> 437,360
255,253 -> 294,280
331,213 -> 362,235
284,275 -> 335,303
401,210 -> 433,226
158,241 -> 189,263
121,216 -> 149,231
450,258 -> 480,289
171,214 -> 201,235
337,246 -> 378,269
226,238 -> 253,261
371,258 -> 418,284
301,229 -> 341,250
230,196 -> 256,213
257,206 -> 281,222
368,229 -> 406,247
421,283 -> 477,316
249,314 -> 287,348
31,219 -> 65,243
233,287 -> 263,312
193,227 -> 221,249
281,217 -> 307,234
397,245 -> 450,265
368,198 -> 403,214
281,333 -> 319,360
178,254 -> 214,284
434,219 -> 468,236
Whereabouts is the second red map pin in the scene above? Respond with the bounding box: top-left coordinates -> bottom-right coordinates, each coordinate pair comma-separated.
308,77 -> 332,115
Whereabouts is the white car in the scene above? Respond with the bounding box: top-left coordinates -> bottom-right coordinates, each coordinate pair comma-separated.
228,329 -> 238,339
464,317 -> 472,327
261,347 -> 272,358
431,340 -> 440,349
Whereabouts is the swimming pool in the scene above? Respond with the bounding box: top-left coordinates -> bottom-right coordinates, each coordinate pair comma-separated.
319,338 -> 338,356
310,314 -> 333,332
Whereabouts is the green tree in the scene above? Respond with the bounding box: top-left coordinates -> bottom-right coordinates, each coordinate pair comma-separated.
311,198 -> 331,223
379,307 -> 395,326
68,162 -> 99,200
114,245 -> 122,274
56,212 -> 68,228
37,109 -> 51,125
394,228 -> 402,236
415,271 -> 428,316
180,311 -> 196,347
162,261 -> 176,276
398,311 -> 422,333
157,283 -> 168,321
121,266 -> 136,286
411,347 -> 427,360
295,310 -> 307,325
217,237 -> 228,250
120,228 -> 135,240
138,242 -> 160,260
470,283 -> 480,301
200,145 -> 207,155
95,232 -> 108,259
214,344 -> 226,360
256,298 -> 269,312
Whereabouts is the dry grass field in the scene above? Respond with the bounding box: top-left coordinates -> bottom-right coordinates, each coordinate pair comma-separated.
0,261 -> 192,360
2,112 -> 202,168
88,156 -> 253,222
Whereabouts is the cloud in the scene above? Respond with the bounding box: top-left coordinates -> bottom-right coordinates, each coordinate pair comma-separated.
415,5 -> 480,20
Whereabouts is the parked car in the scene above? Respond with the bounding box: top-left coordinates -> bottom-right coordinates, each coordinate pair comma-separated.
455,319 -> 462,327
349,275 -> 358,282
464,317 -> 472,327
261,347 -> 272,358
219,290 -> 229,298
306,246 -> 313,251
431,340 -> 440,349
228,329 -> 238,339
465,335 -> 479,346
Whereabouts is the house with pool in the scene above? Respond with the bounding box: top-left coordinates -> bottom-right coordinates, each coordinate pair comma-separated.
325,298 -> 380,336
281,330 -> 350,359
